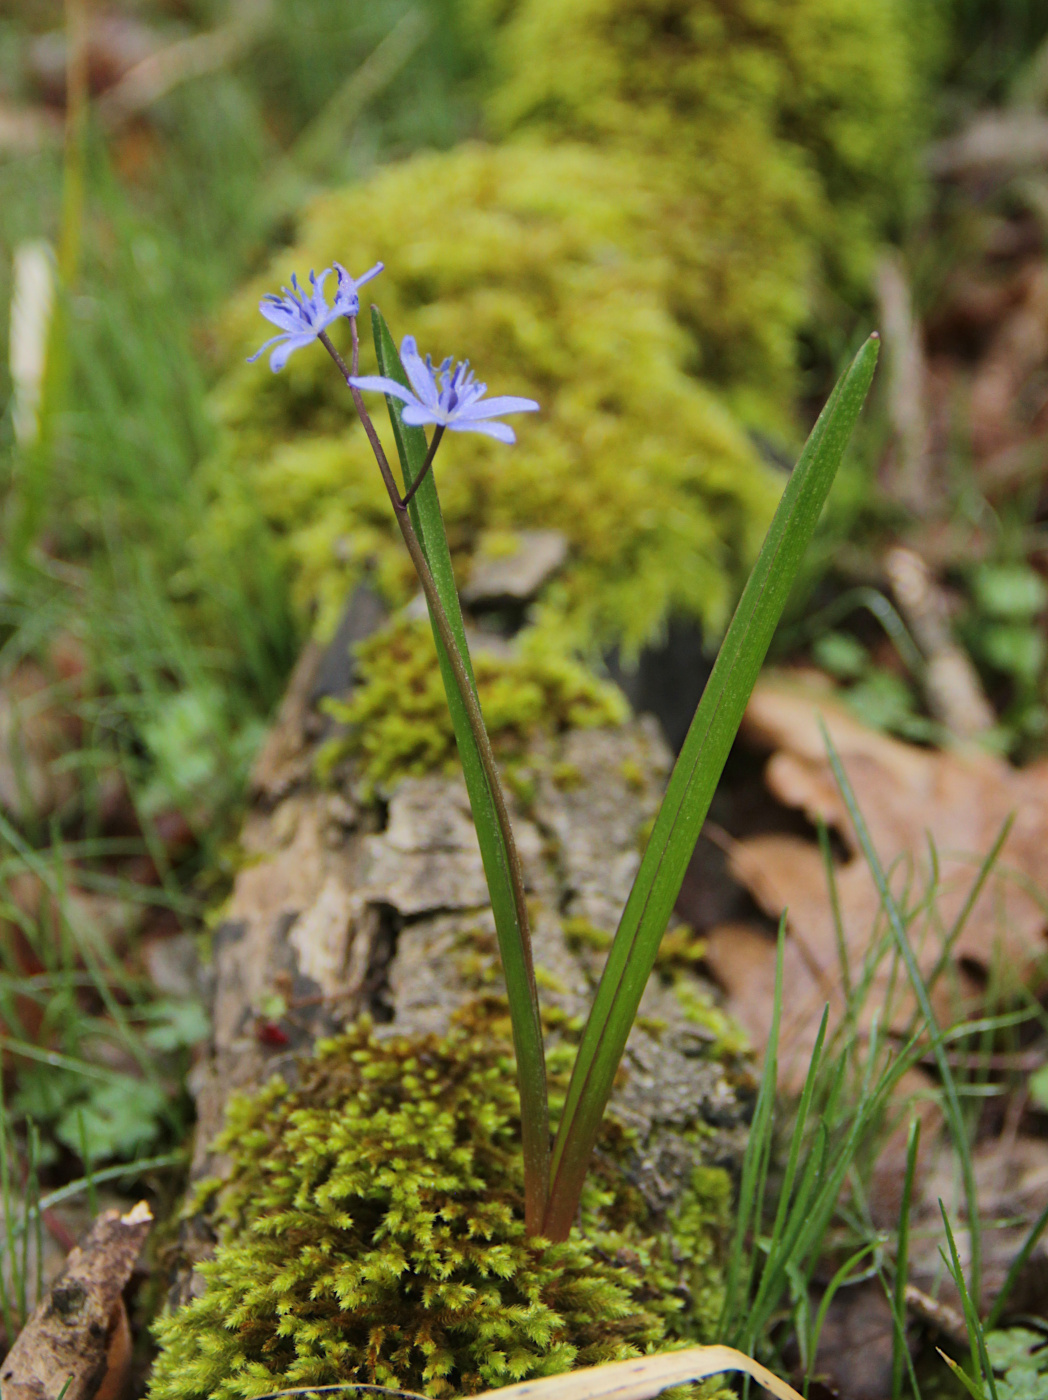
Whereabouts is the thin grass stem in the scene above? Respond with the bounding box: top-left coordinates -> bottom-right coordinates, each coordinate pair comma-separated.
818,819 -> 851,1003
823,725 -> 984,1308
721,916 -> 786,1338
986,1196 -> 1048,1330
806,1240 -> 880,1393
893,1117 -> 921,1400
940,1202 -> 998,1400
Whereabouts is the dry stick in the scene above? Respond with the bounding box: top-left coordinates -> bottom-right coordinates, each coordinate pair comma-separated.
318,325 -> 541,1007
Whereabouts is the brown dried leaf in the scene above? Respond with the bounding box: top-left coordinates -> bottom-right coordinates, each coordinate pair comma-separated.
704,672 -> 1048,1090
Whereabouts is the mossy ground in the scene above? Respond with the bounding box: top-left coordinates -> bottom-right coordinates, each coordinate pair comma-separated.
317,616 -> 628,794
149,1006 -> 733,1400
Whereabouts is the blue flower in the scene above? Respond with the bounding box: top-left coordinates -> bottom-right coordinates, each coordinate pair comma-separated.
249,262 -> 383,371
350,335 -> 539,443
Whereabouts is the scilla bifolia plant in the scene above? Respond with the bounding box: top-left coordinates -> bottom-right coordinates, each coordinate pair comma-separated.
250,260 -> 880,1243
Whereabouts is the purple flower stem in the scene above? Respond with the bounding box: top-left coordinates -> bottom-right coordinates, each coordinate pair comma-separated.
318,330 -> 541,1217
400,425 -> 444,509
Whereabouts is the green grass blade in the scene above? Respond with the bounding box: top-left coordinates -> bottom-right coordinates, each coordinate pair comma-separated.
940,1203 -> 998,1400
911,816 -> 1013,1028
544,334 -> 880,1238
765,1007 -> 829,1257
938,1351 -> 988,1400
893,1117 -> 921,1400
818,819 -> 851,1004
749,1121 -> 828,1333
0,1097 -> 19,1343
720,916 -> 786,1336
986,1196 -> 1048,1330
823,728 -> 982,1306
370,307 -> 550,1228
808,1240 -> 879,1384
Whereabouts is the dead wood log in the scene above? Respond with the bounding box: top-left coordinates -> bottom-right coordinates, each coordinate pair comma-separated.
1,1202 -> 151,1400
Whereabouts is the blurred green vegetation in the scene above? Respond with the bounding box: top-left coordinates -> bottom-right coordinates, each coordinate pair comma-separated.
0,0 -> 483,1202
0,0 -> 482,838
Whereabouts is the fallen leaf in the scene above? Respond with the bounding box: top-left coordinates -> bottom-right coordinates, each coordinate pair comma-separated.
471,1345 -> 807,1400
704,671 -> 1048,1087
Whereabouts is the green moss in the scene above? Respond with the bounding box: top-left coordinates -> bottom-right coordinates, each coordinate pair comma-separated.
149,1008 -> 733,1400
317,616 -> 628,793
484,0 -> 937,353
189,0 -> 936,672
196,140 -> 780,657
675,983 -> 751,1061
563,917 -> 614,954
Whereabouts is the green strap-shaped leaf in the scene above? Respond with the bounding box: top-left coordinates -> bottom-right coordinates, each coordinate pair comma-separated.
543,334 -> 880,1239
370,308 -> 550,1226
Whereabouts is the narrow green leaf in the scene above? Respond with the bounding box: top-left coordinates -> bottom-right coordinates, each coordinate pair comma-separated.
937,1351 -> 989,1400
986,1196 -> 1048,1330
544,334 -> 880,1239
808,1241 -> 880,1384
892,1117 -> 920,1400
940,1203 -> 998,1400
765,1006 -> 828,1258
720,915 -> 785,1338
370,308 -> 550,1226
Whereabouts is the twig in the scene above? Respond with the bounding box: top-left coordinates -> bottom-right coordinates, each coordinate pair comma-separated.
884,547 -> 996,741
904,1283 -> 969,1348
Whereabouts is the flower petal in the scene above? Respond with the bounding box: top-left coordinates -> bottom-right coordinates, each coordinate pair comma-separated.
400,335 -> 440,411
333,265 -> 360,316
356,261 -> 384,288
457,395 -> 540,420
268,333 -> 316,372
317,302 -> 349,334
258,299 -> 302,331
401,404 -> 440,427
448,418 -> 516,443
247,333 -> 287,364
349,375 -> 419,407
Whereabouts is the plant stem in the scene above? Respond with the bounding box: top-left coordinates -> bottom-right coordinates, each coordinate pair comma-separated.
402,426 -> 444,508
319,325 -> 550,1233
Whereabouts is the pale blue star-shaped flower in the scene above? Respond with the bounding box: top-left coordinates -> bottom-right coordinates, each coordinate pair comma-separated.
350,335 -> 539,443
249,261 -> 383,371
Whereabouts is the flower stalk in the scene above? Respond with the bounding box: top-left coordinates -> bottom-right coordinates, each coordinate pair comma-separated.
251,262 -> 878,1246
317,315 -> 550,1234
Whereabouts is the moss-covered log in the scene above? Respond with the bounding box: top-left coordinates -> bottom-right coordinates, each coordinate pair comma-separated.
153,599 -> 750,1399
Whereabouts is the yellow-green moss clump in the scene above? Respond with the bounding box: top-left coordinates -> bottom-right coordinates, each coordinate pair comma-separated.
482,0 -> 936,380
197,140 -> 780,657
189,0 -> 934,664
148,1012 -> 732,1400
318,616 -> 628,793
